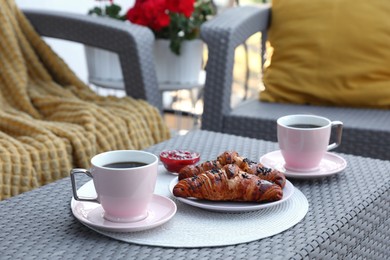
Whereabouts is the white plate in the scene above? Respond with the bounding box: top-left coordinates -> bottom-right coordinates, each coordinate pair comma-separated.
260,150 -> 347,179
71,180 -> 177,232
169,178 -> 294,212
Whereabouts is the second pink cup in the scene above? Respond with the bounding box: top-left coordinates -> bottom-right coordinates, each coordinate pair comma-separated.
277,114 -> 343,172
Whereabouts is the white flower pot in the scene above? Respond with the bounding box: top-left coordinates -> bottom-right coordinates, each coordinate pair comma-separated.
85,39 -> 204,88
85,46 -> 124,89
154,39 -> 204,84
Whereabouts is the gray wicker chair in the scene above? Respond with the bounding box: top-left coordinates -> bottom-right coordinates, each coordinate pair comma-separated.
23,9 -> 162,112
200,5 -> 390,160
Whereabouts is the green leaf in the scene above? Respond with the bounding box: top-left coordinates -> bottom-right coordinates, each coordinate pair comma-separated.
170,38 -> 182,55
106,4 -> 122,19
88,7 -> 103,16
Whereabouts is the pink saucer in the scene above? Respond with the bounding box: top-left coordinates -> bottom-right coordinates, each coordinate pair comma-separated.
71,180 -> 176,232
260,150 -> 347,179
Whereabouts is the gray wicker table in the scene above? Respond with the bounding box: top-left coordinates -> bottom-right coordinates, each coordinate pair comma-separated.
0,130 -> 389,259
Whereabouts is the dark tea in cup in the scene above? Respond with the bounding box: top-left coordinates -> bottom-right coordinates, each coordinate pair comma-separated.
103,161 -> 147,168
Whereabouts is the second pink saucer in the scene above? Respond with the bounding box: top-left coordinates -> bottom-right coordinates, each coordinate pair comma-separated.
260,150 -> 347,179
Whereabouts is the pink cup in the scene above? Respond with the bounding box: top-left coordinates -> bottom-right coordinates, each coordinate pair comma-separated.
71,150 -> 158,223
277,115 -> 343,172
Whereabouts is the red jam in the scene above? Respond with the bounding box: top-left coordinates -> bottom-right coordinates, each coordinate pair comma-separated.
159,149 -> 200,172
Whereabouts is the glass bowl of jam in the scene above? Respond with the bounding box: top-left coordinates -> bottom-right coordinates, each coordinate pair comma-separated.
159,149 -> 200,173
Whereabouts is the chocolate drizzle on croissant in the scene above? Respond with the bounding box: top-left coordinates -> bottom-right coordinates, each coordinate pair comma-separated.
233,156 -> 286,188
178,151 -> 286,188
173,169 -> 283,202
178,160 -> 222,180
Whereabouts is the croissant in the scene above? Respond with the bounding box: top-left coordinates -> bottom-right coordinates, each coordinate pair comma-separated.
216,151 -> 239,165
179,151 -> 286,188
178,160 -> 222,180
233,156 -> 286,188
221,163 -> 241,179
173,169 -> 283,202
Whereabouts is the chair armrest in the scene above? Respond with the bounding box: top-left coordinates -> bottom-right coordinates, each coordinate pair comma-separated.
23,10 -> 162,111
200,5 -> 270,132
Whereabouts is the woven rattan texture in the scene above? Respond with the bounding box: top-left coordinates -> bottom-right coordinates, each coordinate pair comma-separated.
0,130 -> 388,259
24,9 -> 162,111
223,101 -> 390,160
200,5 -> 390,160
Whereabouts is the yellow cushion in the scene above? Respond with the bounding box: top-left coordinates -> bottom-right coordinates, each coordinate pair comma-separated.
260,0 -> 390,108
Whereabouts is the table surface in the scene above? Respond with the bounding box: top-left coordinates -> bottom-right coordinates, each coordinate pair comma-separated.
0,130 -> 389,260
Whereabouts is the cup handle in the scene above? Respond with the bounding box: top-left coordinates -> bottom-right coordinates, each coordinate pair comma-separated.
327,121 -> 343,151
70,168 -> 98,203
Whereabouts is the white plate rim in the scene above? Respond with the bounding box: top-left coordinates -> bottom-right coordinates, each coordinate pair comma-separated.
169,177 -> 294,212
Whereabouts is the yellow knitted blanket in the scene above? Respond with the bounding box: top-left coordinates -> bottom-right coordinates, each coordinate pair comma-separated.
0,1 -> 170,200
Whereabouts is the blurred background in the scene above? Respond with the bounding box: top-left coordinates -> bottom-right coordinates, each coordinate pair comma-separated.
16,0 -> 268,135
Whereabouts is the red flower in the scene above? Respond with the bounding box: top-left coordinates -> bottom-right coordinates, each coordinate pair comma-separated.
166,0 -> 195,18
127,0 -> 170,31
90,0 -> 214,55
